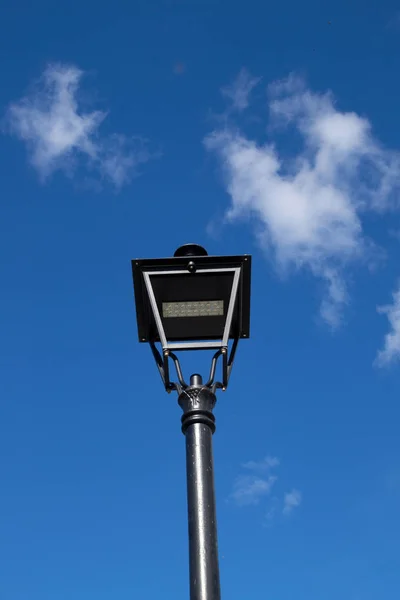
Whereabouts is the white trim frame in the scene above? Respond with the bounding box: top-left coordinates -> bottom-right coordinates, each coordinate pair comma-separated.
143,267 -> 241,352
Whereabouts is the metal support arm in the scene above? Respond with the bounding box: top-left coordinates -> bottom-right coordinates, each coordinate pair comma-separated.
149,337 -> 239,394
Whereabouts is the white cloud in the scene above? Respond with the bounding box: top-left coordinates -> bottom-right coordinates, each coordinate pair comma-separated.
205,73 -> 400,327
232,456 -> 302,521
221,68 -> 261,112
242,456 -> 280,471
375,283 -> 400,366
232,474 -> 277,506
283,489 -> 302,515
5,63 -> 151,188
231,455 -> 279,506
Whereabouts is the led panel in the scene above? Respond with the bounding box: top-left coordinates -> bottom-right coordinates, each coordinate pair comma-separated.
162,300 -> 224,318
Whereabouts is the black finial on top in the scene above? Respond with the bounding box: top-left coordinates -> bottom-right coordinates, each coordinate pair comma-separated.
174,244 -> 208,257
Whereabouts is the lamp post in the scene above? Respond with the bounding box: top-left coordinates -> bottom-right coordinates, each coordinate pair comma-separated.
131,244 -> 251,600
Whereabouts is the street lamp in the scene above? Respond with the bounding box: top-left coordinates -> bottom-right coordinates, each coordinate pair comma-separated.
131,243 -> 251,600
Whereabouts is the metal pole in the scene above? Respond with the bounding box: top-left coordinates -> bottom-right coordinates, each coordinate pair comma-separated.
178,374 -> 221,600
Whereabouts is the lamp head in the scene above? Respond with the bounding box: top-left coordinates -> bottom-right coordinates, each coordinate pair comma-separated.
131,245 -> 252,392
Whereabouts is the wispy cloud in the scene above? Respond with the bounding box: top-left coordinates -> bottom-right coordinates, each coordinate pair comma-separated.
242,456 -> 280,471
221,68 -> 261,112
205,73 -> 400,328
283,489 -> 302,515
231,455 -> 301,523
265,500 -> 278,525
4,63 -> 152,189
231,456 -> 279,506
375,283 -> 400,366
232,474 -> 277,506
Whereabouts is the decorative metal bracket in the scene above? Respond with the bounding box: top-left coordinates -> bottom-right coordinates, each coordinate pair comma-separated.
149,336 -> 239,395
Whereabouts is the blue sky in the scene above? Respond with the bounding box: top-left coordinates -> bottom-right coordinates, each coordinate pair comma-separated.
1,0 -> 400,598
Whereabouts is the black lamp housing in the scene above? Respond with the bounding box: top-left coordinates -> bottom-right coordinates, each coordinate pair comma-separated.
132,244 -> 251,393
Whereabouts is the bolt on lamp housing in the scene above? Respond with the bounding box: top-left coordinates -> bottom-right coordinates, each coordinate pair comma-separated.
132,244 -> 251,392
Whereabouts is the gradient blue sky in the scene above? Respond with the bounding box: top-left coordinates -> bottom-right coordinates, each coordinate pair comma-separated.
1,1 -> 400,599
